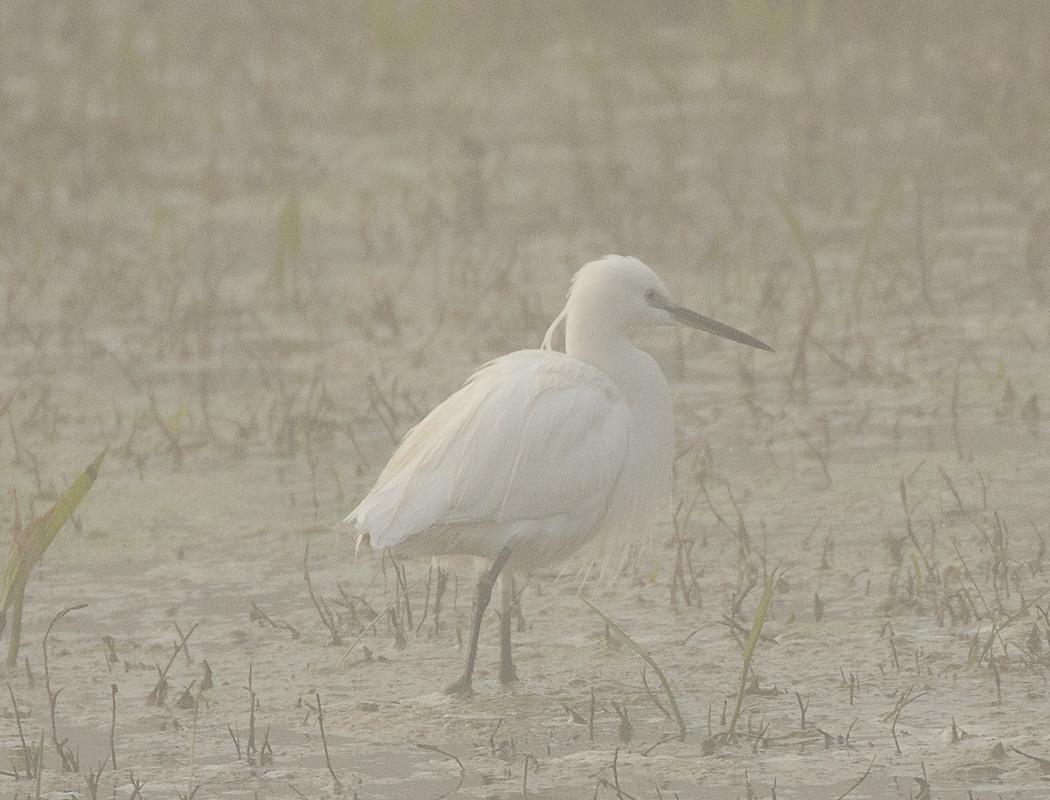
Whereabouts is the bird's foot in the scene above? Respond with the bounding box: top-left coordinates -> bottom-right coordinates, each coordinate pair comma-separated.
444,675 -> 473,696
499,664 -> 519,686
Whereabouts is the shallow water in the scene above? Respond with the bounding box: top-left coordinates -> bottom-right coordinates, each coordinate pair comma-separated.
1,3 -> 1049,798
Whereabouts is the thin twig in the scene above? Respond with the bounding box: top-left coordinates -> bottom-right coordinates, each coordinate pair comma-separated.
246,663 -> 257,765
313,691 -> 342,792
835,755 -> 877,800
416,743 -> 466,799
187,663 -> 208,794
44,603 -> 88,772
110,683 -> 118,771
148,622 -> 199,705
303,543 -> 343,644
337,577 -> 426,666
249,601 -> 300,640
642,728 -> 694,756
7,683 -> 32,778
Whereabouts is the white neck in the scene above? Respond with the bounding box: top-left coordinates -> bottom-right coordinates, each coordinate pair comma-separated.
564,301 -> 669,417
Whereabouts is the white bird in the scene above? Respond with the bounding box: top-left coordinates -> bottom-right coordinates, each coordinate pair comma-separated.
346,255 -> 772,694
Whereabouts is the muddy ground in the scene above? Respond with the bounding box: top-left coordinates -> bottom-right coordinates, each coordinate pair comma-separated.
1,3 -> 1049,798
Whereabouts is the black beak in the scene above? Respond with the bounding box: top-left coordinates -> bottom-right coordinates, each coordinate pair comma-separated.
647,291 -> 773,352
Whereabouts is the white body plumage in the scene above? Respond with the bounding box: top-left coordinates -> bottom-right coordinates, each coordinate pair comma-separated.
348,256 -> 681,575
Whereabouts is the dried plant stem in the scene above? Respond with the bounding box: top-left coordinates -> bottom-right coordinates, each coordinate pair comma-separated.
149,622 -> 198,705
110,683 -> 118,771
303,543 -> 342,644
8,682 -> 32,778
835,755 -> 877,800
35,732 -> 44,798
337,576 -> 426,666
187,665 -> 207,795
416,743 -> 465,800
313,690 -> 342,792
246,663 -> 258,765
582,597 -> 686,741
881,684 -> 927,754
44,603 -> 88,772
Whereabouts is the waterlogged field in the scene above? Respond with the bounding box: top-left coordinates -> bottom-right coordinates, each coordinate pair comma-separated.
1,3 -> 1049,798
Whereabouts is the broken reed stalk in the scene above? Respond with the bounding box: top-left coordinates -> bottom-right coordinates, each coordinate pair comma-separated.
336,575 -> 427,666
835,754 -> 877,800
8,682 -> 33,779
44,603 -> 88,772
313,691 -> 342,792
110,684 -> 118,772
589,687 -> 596,741
149,622 -> 198,705
523,753 -> 537,797
246,663 -> 258,765
303,543 -> 343,644
581,597 -> 686,741
187,664 -> 208,795
34,732 -> 43,798
969,590 -> 1048,668
249,601 -> 300,639
881,684 -> 927,754
416,744 -> 466,799
729,569 -> 777,738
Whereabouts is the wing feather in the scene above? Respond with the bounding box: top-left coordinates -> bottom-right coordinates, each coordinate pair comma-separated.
348,349 -> 631,563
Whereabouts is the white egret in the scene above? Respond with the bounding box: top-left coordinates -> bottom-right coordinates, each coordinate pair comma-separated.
346,255 -> 772,694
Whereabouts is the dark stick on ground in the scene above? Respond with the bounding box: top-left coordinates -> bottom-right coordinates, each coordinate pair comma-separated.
110,683 -> 118,771
148,621 -> 198,705
128,772 -> 146,799
312,690 -> 342,792
7,682 -> 32,778
43,603 -> 88,772
246,662 -> 257,765
416,743 -> 465,800
303,543 -> 343,645
835,755 -> 877,800
249,601 -> 301,640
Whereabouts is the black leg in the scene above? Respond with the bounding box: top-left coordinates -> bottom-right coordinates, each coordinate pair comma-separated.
445,547 -> 512,695
433,564 -> 447,635
498,571 -> 518,685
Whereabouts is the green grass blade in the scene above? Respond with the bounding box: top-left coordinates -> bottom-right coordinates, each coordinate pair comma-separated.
40,448 -> 107,552
728,569 -> 776,737
0,448 -> 107,614
582,597 -> 687,740
5,584 -> 24,669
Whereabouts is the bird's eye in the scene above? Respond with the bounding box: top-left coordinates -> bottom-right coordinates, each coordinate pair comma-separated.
644,289 -> 656,301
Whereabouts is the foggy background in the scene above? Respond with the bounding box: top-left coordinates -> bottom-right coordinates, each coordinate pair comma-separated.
0,2 -> 1048,798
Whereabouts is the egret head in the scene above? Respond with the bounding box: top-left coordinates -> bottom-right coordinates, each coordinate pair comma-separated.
566,255 -> 773,351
